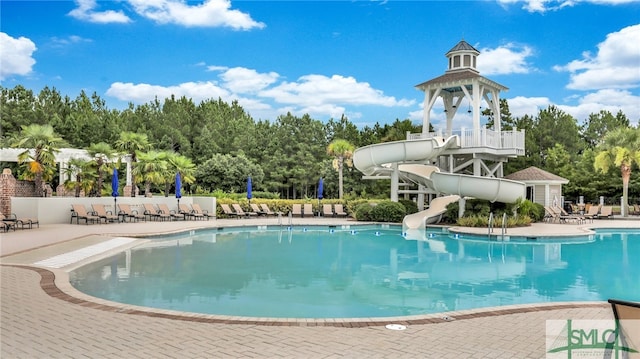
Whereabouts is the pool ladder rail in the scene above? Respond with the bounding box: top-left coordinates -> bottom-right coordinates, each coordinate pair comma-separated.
277,211 -> 293,227
488,212 -> 508,241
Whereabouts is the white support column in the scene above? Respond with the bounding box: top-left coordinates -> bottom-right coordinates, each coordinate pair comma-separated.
417,185 -> 425,210
390,163 -> 399,202
472,80 -> 481,144
58,161 -> 67,184
423,91 -> 431,134
492,89 -> 502,133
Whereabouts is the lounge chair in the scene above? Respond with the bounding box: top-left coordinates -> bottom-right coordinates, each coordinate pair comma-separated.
71,204 -> 101,224
220,204 -> 240,219
158,203 -> 184,221
544,206 -> 564,223
334,204 -> 348,217
555,206 -> 585,224
250,203 -> 267,216
291,204 -> 302,217
607,299 -> 640,352
2,212 -> 39,229
179,203 -> 203,220
583,204 -> 600,222
598,205 -> 613,219
191,203 -> 213,220
1,213 -> 18,232
303,204 -> 314,217
322,204 -> 334,217
260,204 -> 279,217
92,204 -> 119,223
232,203 -> 258,218
143,203 -> 171,221
118,204 -> 145,222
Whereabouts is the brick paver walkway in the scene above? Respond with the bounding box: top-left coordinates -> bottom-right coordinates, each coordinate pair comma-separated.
2,218 -> 634,358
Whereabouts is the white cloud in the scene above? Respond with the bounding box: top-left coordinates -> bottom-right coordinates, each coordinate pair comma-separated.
554,24 -> 640,90
557,89 -> 640,123
260,74 -> 415,108
478,43 -> 535,75
496,0 -> 637,13
49,35 -> 92,48
105,67 -> 415,120
68,0 -> 131,24
506,96 -> 553,118
105,81 -> 230,104
219,67 -> 279,93
127,0 -> 265,29
0,32 -> 37,80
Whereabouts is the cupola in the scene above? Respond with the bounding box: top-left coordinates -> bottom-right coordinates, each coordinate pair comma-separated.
445,39 -> 480,73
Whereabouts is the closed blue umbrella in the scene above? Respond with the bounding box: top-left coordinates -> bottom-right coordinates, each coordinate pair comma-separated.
111,168 -> 119,208
175,172 -> 182,207
318,177 -> 324,217
247,177 -> 253,204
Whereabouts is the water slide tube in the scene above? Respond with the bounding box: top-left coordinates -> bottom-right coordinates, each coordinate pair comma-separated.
353,136 -> 526,227
402,195 -> 460,229
353,136 -> 455,176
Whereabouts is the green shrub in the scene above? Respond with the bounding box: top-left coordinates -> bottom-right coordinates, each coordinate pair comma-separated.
354,202 -> 374,221
369,201 -> 406,223
399,199 -> 418,215
442,201 -> 460,223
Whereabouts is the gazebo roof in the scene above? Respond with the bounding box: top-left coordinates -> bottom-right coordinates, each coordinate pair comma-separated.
505,166 -> 568,184
414,69 -> 508,92
446,40 -> 479,55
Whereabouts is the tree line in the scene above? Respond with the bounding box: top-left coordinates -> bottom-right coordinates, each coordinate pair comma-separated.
1,84 -> 639,205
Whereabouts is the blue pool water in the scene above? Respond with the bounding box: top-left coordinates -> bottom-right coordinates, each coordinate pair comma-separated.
69,225 -> 640,318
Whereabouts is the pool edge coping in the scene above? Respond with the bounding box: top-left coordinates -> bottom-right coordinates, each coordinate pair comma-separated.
3,264 -> 610,328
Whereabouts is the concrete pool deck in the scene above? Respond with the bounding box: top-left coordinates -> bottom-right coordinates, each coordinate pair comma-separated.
1,216 -> 637,358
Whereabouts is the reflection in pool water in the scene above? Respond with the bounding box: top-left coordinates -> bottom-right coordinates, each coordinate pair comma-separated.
69,226 -> 639,318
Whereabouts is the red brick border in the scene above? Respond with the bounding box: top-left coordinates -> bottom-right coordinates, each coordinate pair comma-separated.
4,264 -> 609,328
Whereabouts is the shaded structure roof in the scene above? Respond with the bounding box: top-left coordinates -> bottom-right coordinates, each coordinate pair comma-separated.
505,166 -> 568,183
415,69 -> 508,92
446,40 -> 479,55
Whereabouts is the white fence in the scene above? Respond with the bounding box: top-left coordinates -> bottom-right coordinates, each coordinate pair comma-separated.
10,196 -> 216,225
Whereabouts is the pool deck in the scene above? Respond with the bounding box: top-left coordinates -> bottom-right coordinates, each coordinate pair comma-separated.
1,216 -> 638,358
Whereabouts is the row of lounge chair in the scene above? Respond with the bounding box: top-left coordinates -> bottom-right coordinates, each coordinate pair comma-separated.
220,203 -> 277,218
219,203 -> 348,219
70,203 -> 214,224
1,213 -> 39,232
289,203 -> 348,218
544,205 -> 613,224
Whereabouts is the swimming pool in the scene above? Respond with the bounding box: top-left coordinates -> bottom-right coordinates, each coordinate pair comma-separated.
69,225 -> 639,318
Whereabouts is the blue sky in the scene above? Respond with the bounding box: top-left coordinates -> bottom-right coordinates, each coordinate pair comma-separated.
1,0 -> 639,129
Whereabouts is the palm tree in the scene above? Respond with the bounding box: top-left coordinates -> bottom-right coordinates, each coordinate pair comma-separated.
327,139 -> 355,199
86,142 -> 116,197
134,150 -> 166,197
11,124 -> 67,197
160,151 -> 196,196
594,127 -> 640,217
62,157 -> 96,197
114,131 -> 151,197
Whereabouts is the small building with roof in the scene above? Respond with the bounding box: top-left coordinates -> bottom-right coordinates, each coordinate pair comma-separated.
504,166 -> 569,207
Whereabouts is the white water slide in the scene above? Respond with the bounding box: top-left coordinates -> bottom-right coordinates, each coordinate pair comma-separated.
353,136 -> 526,228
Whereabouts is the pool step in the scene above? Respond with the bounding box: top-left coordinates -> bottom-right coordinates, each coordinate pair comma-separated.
33,237 -> 137,269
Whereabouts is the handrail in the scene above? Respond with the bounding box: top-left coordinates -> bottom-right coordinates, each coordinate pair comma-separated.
488,212 -> 494,235
501,213 -> 508,238
406,129 -> 525,152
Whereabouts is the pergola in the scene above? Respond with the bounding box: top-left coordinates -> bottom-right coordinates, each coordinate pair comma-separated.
0,148 -> 133,187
